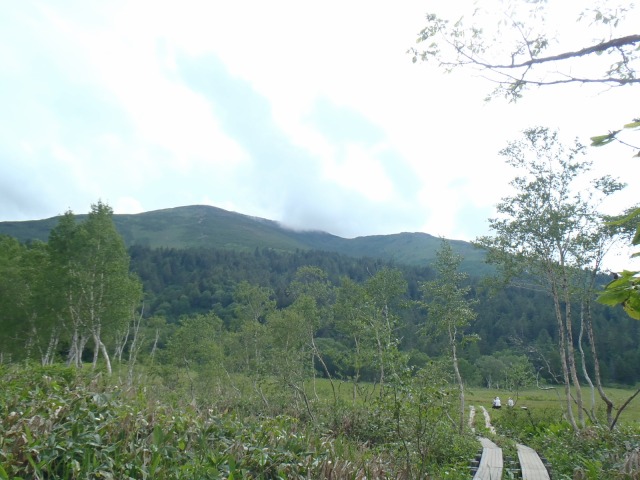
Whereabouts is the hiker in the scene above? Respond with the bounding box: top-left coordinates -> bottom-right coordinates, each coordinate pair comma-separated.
492,396 -> 501,409
507,397 -> 514,408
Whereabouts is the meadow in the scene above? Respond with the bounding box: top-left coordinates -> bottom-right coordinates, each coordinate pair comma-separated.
466,386 -> 640,426
2,363 -> 639,479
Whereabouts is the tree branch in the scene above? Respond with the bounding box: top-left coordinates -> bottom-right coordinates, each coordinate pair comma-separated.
483,34 -> 640,70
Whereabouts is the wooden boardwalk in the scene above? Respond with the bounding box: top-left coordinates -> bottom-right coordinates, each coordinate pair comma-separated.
469,406 -> 551,479
517,444 -> 551,480
473,437 -> 503,480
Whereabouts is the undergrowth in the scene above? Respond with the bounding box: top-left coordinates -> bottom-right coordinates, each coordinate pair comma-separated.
492,404 -> 640,479
0,364 -> 477,479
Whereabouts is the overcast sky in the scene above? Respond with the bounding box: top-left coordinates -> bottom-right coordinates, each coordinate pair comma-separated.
2,1 -> 639,267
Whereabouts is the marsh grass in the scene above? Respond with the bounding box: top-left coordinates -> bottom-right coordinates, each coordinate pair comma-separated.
0,365 -> 479,479
465,386 -> 640,426
2,364 -> 638,479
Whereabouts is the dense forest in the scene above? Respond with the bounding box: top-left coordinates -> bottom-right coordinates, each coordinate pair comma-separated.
2,214 -> 638,386
126,243 -> 640,386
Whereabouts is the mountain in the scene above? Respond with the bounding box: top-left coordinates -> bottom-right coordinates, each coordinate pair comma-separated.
0,205 -> 491,274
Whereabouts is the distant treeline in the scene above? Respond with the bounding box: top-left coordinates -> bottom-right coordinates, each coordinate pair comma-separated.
128,244 -> 640,385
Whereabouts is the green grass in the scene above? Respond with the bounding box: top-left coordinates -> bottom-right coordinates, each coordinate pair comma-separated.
3,364 -> 639,479
465,386 -> 640,426
307,379 -> 640,427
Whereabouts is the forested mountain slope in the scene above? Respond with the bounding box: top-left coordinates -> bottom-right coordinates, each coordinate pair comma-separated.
0,205 -> 491,275
127,244 -> 640,385
2,204 -> 637,384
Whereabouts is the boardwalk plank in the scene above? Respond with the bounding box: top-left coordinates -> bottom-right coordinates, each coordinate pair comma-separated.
517,443 -> 550,480
473,438 -> 503,480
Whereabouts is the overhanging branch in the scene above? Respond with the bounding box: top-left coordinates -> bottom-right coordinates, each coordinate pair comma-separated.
468,34 -> 640,70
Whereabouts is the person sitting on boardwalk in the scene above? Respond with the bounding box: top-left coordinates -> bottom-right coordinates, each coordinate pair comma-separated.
492,396 -> 501,409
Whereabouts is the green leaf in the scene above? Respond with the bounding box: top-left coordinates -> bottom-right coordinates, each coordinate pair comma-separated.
605,207 -> 640,227
597,288 -> 630,306
623,294 -> 640,320
599,270 -> 640,320
152,425 -> 163,445
590,132 -> 619,146
623,120 -> 640,129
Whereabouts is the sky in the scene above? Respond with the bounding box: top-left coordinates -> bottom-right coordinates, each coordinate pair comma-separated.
1,1 -> 639,268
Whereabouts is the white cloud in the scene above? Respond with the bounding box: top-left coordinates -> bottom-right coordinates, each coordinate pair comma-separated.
0,0 -> 638,274
114,197 -> 144,215
323,144 -> 395,202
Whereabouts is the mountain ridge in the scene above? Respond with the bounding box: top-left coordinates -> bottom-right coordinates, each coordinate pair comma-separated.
0,204 -> 490,274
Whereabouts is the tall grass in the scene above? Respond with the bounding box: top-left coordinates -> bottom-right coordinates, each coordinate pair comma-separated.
0,364 -> 476,479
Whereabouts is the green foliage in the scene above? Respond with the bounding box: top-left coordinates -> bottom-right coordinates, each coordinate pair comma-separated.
591,122 -> 639,322
529,422 -> 639,478
421,239 -> 477,340
475,126 -> 631,430
0,236 -> 50,362
599,270 -> 640,320
598,206 -> 640,320
420,239 -> 478,432
590,118 -> 640,156
45,202 -> 143,371
0,364 -> 482,479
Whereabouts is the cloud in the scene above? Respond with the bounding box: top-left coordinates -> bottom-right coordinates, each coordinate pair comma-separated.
1,0 -> 639,270
174,52 -> 429,237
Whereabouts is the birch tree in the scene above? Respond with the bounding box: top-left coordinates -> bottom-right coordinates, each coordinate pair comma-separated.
420,239 -> 477,434
363,267 -> 408,397
476,127 -> 625,430
334,277 -> 376,403
288,266 -> 336,402
48,202 -> 142,374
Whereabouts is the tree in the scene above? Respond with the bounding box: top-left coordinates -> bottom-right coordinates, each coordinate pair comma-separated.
163,312 -> 225,404
230,281 -> 275,386
47,201 -> 142,374
265,302 -> 315,418
20,241 -> 55,364
288,266 -> 337,403
334,277 -> 376,402
232,281 -> 276,327
410,1 -> 640,101
0,236 -> 50,362
475,355 -> 507,389
420,239 -> 477,433
47,210 -> 86,367
476,127 -> 625,430
363,267 -> 408,397
409,1 -> 640,321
